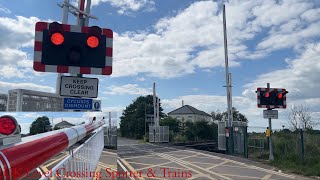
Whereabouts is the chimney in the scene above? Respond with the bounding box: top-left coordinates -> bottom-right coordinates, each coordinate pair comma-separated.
182,100 -> 184,107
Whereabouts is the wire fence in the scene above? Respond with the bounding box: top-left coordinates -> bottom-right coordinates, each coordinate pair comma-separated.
248,128 -> 320,162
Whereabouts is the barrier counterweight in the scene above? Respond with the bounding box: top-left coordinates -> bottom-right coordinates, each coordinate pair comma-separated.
0,119 -> 105,180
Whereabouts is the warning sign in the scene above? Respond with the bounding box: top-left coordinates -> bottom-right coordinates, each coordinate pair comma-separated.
60,76 -> 98,98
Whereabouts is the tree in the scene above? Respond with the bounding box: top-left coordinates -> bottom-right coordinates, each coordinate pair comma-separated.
211,110 -> 224,121
30,116 -> 51,135
160,116 -> 180,133
183,120 -> 218,141
211,107 -> 248,122
287,104 -> 316,131
119,95 -> 164,139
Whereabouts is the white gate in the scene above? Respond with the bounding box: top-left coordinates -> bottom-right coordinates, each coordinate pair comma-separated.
40,127 -> 104,180
149,126 -> 169,143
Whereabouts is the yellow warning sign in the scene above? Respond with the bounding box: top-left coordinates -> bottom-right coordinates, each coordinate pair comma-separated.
266,128 -> 271,137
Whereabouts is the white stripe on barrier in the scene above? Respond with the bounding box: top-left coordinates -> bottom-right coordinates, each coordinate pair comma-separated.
69,66 -> 80,74
34,51 -> 42,62
105,56 -> 112,66
35,31 -> 43,42
91,67 -> 102,74
70,25 -> 82,33
45,65 -> 57,72
106,38 -> 113,47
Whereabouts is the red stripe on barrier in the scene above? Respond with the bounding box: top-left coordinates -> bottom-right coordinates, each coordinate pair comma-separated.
258,104 -> 261,108
57,66 -> 69,73
34,41 -> 42,51
106,47 -> 112,57
103,29 -> 113,38
0,155 -> 9,179
80,67 -> 91,74
62,24 -> 71,32
35,22 -> 48,31
84,124 -> 94,135
33,62 -> 45,72
2,132 -> 69,180
82,26 -> 89,33
102,67 -> 112,75
257,88 -> 261,91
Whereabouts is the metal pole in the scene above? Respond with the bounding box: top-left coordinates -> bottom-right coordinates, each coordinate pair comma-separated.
300,129 -> 304,161
267,83 -> 274,160
75,0 -> 85,78
157,97 -> 160,126
153,82 -> 157,126
56,0 -> 70,94
145,104 -> 147,140
84,0 -> 91,26
223,4 -> 233,154
229,73 -> 234,153
109,112 -> 111,146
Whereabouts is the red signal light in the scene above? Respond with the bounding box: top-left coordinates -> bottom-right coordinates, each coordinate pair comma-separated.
51,33 -> 64,45
265,92 -> 269,98
0,116 -> 17,135
87,36 -> 99,48
278,93 -> 283,99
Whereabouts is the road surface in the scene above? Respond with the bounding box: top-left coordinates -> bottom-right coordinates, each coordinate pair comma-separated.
117,138 -> 310,180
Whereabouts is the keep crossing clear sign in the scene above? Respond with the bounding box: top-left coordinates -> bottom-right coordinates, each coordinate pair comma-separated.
60,76 -> 99,98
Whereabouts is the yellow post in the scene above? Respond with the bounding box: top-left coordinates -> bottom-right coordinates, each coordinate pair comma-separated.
266,128 -> 271,137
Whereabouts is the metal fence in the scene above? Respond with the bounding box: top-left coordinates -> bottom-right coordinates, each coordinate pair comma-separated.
7,89 -> 64,111
247,129 -> 320,163
218,121 -> 248,155
149,126 -> 169,143
104,126 -> 117,149
40,127 -> 104,180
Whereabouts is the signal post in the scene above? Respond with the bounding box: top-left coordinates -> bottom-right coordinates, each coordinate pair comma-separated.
256,83 -> 288,161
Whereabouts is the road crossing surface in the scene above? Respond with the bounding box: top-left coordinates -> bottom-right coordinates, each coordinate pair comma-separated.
117,137 -> 309,180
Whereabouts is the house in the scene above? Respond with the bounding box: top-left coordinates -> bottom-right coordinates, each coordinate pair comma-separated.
168,105 -> 212,123
54,120 -> 75,129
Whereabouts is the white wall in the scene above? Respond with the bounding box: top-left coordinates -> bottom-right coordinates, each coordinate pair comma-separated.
169,114 -> 211,123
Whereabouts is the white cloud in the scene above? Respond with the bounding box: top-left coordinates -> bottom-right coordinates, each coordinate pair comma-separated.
0,16 -> 39,48
301,8 -> 320,23
0,48 -> 28,65
0,81 -> 55,94
0,4 -> 11,14
136,77 -> 146,82
0,66 -> 25,78
243,43 -> 320,101
72,0 -> 155,14
104,84 -> 152,96
110,0 -> 320,78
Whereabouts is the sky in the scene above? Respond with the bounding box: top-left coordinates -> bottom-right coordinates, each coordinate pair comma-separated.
0,0 -> 319,132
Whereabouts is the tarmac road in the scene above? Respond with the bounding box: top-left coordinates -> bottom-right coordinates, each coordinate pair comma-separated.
117,138 -> 310,180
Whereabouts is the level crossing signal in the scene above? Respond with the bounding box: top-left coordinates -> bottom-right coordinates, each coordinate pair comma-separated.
257,88 -> 288,109
33,21 -> 113,75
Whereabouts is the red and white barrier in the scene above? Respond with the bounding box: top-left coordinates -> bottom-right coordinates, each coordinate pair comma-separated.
0,119 -> 105,180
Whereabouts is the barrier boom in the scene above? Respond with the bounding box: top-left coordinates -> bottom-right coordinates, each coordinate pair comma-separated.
0,118 -> 105,180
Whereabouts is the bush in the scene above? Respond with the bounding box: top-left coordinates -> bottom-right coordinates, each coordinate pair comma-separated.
173,134 -> 187,143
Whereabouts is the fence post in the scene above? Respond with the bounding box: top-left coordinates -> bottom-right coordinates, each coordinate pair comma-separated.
244,126 -> 248,158
300,129 -> 304,161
